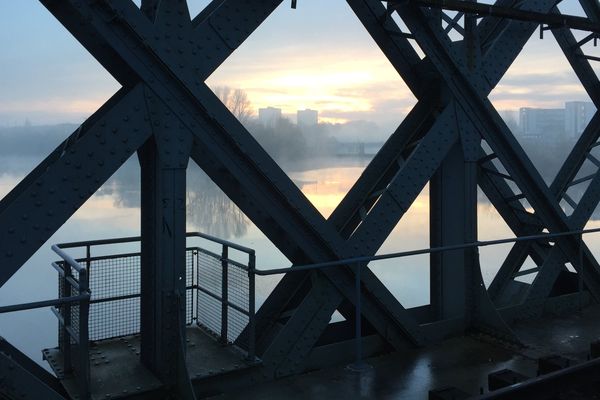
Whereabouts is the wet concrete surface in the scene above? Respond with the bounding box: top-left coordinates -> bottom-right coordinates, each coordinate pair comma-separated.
45,306 -> 600,399
209,336 -> 537,400
209,305 -> 600,400
45,326 -> 253,400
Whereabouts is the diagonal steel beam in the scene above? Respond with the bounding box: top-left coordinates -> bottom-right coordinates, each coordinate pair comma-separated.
393,2 -> 600,299
339,0 -> 600,328
345,105 -> 460,254
338,0 -> 559,241
361,4 -> 594,307
37,0 -> 426,365
0,84 -> 151,287
265,0 -> 567,334
489,113 -> 600,303
488,7 -> 600,302
324,0 -> 564,331
341,0 -> 559,274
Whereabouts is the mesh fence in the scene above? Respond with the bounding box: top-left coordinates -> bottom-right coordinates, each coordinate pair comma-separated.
197,249 -> 223,336
56,264 -> 87,380
88,255 -> 140,341
186,249 -> 195,325
57,263 -> 81,346
55,244 -> 251,346
195,249 -> 250,343
226,261 -> 250,342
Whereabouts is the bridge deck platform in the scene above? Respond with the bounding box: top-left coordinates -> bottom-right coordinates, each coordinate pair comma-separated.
208,304 -> 600,399
43,325 -> 257,400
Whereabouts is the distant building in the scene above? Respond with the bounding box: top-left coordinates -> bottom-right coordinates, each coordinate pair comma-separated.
297,109 -> 318,127
565,101 -> 596,139
258,107 -> 282,128
519,107 -> 565,141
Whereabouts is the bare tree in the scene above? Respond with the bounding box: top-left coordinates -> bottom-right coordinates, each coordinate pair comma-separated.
213,86 -> 254,124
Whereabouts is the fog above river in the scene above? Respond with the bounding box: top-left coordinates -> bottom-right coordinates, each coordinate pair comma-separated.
2,123 -> 600,368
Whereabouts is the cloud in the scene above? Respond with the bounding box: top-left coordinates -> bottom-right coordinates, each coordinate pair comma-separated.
490,69 -> 591,109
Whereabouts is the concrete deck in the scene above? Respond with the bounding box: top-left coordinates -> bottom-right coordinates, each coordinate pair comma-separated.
43,305 -> 600,399
208,305 -> 600,399
44,326 -> 257,400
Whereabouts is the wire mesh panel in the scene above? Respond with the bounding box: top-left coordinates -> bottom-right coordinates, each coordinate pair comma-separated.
57,303 -> 80,345
90,298 -> 140,341
227,262 -> 250,342
88,255 -> 141,341
57,263 -> 81,346
186,249 -> 195,325
196,249 -> 251,343
53,235 -> 253,353
196,249 -> 223,335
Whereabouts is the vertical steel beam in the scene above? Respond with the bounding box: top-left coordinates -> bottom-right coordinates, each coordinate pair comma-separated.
139,87 -> 193,395
430,141 -> 476,321
430,5 -> 481,323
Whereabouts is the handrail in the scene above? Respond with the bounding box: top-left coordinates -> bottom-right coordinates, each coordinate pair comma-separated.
247,226 -> 600,370
56,236 -> 141,249
53,233 -> 257,363
55,232 -> 255,255
43,226 -> 600,393
188,232 -> 255,254
51,244 -> 87,273
253,226 -> 600,275
52,243 -> 91,400
0,294 -> 90,314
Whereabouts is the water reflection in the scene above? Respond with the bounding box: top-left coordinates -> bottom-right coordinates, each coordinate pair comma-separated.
186,163 -> 250,239
4,151 -> 600,366
86,158 -> 252,240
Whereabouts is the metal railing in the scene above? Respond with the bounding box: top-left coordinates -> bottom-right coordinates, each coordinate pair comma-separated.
51,232 -> 256,350
2,227 -> 599,398
42,232 -> 256,399
51,245 -> 91,400
190,233 -> 256,354
0,247 -> 92,399
250,226 -> 600,370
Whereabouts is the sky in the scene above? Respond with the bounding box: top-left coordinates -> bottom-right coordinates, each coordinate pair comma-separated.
0,0 -> 598,133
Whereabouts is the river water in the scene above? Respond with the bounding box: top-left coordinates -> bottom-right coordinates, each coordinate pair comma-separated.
1,155 -> 600,367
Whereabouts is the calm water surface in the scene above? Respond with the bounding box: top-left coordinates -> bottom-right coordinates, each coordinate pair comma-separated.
1,156 -> 600,366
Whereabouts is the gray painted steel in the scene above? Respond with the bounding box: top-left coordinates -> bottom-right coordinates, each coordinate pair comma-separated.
2,0 -> 600,398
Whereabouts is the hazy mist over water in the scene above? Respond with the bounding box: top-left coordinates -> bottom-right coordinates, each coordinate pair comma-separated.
3,120 -> 600,369
1,0 -> 600,375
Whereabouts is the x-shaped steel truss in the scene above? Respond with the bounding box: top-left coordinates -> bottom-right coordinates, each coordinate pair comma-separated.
2,0 -> 600,394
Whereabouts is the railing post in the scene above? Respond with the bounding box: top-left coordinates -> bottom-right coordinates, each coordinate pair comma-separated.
579,233 -> 584,309
247,252 -> 256,362
354,262 -> 362,367
348,262 -> 369,372
194,249 -> 199,325
62,263 -> 72,375
85,244 -> 91,271
78,267 -> 91,400
221,245 -> 229,344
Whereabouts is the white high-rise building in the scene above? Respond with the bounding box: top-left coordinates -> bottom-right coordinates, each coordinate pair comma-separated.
519,107 -> 565,141
258,107 -> 282,128
297,109 -> 318,127
565,101 -> 596,139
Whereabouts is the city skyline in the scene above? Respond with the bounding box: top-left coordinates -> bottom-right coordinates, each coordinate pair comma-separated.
0,1 -> 597,128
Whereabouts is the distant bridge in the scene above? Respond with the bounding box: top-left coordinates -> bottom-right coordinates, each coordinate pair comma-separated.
335,141 -> 384,157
